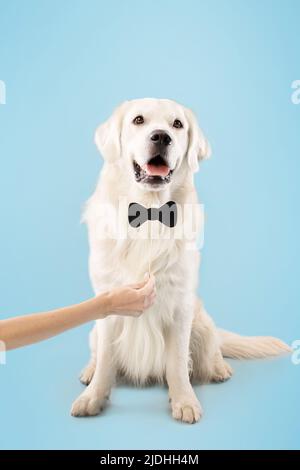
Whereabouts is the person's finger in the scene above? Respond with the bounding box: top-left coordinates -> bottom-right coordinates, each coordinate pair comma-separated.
143,291 -> 156,309
148,290 -> 156,303
129,281 -> 145,289
129,272 -> 152,290
127,310 -> 140,317
138,274 -> 155,296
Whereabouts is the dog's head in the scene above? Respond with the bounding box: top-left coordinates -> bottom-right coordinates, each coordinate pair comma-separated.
95,98 -> 211,191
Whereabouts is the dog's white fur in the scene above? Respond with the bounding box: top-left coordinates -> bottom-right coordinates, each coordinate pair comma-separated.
71,98 -> 290,423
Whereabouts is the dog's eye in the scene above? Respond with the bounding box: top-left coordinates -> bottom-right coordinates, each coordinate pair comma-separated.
133,115 -> 144,125
173,119 -> 183,129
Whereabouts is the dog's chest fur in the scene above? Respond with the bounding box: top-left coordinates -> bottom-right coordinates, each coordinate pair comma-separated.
85,188 -> 199,383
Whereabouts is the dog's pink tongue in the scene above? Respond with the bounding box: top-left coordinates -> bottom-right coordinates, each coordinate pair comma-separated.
145,164 -> 170,177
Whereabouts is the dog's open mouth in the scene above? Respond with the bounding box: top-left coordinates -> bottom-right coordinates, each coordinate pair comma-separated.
133,155 -> 173,185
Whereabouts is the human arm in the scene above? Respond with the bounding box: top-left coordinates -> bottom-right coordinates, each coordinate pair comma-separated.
0,275 -> 156,350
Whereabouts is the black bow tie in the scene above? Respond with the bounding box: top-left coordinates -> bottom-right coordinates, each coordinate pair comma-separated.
128,201 -> 177,228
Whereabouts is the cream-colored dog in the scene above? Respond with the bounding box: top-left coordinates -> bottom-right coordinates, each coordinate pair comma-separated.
71,98 -> 290,423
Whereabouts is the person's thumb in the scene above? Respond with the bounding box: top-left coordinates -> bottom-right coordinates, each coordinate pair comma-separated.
139,274 -> 155,296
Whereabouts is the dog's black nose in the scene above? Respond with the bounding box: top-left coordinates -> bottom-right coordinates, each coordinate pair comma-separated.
150,130 -> 172,146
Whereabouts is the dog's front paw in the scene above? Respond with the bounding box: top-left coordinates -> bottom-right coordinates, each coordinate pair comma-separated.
71,392 -> 108,417
171,397 -> 203,424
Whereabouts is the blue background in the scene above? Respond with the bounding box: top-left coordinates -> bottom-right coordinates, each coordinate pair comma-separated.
0,0 -> 299,450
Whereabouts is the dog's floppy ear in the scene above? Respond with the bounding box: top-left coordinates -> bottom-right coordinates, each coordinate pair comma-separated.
95,101 -> 128,162
184,107 -> 211,172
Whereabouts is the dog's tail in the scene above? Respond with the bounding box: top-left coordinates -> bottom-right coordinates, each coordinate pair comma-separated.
219,329 -> 291,359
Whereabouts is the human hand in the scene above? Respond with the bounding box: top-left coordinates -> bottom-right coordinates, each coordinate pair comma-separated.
106,274 -> 156,317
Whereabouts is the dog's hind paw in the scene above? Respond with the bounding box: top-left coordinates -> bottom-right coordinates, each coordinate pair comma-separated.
211,359 -> 233,383
79,361 -> 96,386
